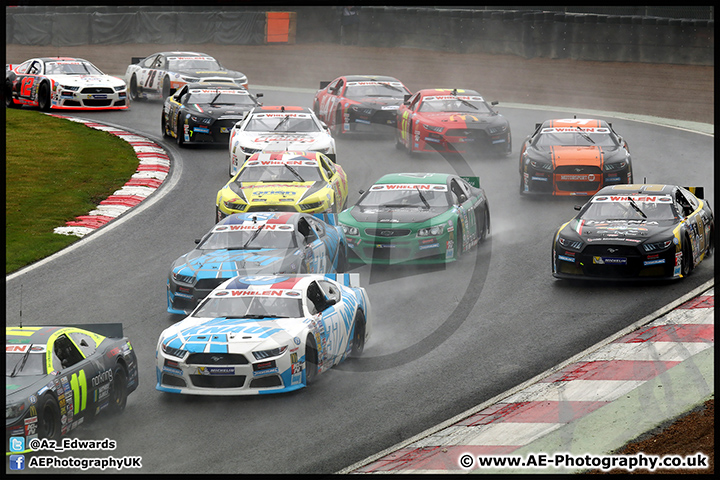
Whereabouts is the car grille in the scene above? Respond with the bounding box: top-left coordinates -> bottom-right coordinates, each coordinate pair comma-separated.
186,353 -> 249,365
80,87 -> 114,94
249,376 -> 282,388
190,375 -> 246,388
83,99 -> 113,107
246,205 -> 297,212
161,374 -> 187,387
364,228 -> 412,238
370,109 -> 397,126
554,165 -> 602,192
195,278 -> 227,292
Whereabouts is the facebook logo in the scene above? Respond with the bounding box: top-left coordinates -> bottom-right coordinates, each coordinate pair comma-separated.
9,436 -> 25,453
9,454 -> 25,470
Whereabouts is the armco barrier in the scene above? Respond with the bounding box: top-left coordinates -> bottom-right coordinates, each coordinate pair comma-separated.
5,6 -> 713,66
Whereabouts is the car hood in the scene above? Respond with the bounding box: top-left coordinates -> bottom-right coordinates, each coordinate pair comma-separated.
161,316 -> 309,354
176,69 -> 244,80
49,74 -> 125,87
186,104 -> 253,118
355,97 -> 405,109
230,181 -> 329,203
348,205 -> 450,224
236,132 -> 331,149
566,218 -> 678,243
530,145 -> 627,165
173,248 -> 304,278
6,374 -> 47,402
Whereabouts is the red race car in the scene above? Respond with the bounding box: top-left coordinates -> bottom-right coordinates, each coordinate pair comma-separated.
313,75 -> 411,135
395,88 -> 512,157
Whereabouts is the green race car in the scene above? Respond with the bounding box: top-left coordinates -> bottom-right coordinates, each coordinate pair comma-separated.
338,173 -> 490,264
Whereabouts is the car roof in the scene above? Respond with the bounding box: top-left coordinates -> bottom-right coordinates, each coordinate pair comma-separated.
343,74 -> 403,83
185,82 -> 248,91
541,118 -> 610,129
6,325 -> 66,344
251,105 -> 311,114
36,57 -> 89,63
220,212 -> 301,226
594,184 -> 676,196
417,88 -> 481,97
222,274 -> 314,293
245,150 -> 325,163
155,51 -> 212,57
374,172 -> 451,185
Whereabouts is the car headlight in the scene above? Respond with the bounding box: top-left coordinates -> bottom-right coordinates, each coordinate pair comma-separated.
161,342 -> 187,359
6,401 -> 26,420
223,198 -> 246,211
530,160 -> 553,171
241,146 -> 261,156
604,161 -> 629,171
299,201 -> 324,211
113,85 -> 126,92
557,235 -> 583,251
190,115 -> 213,125
180,75 -> 200,83
418,225 -> 445,237
59,85 -> 79,91
171,271 -> 195,284
642,239 -> 674,252
252,346 -> 287,360
422,124 -> 444,133
341,224 -> 359,236
488,124 -> 508,135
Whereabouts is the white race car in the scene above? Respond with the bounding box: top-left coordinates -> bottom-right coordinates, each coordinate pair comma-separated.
156,274 -> 371,396
229,105 -> 337,177
6,56 -> 128,110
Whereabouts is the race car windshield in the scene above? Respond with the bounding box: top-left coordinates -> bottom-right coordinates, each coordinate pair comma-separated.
187,92 -> 255,105
170,58 -> 222,70
581,198 -> 678,221
534,131 -> 619,147
345,83 -> 406,98
245,116 -> 320,132
6,352 -> 45,376
419,98 -> 492,113
236,165 -> 324,182
358,190 -> 449,208
45,61 -> 103,75
201,229 -> 297,250
192,295 -> 303,319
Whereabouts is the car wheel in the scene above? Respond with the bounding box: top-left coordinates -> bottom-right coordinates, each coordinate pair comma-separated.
108,364 -> 128,414
350,310 -> 366,358
395,128 -> 405,150
161,111 -> 170,138
215,206 -> 224,223
681,237 -> 694,277
337,247 -> 348,273
305,335 -> 319,385
456,223 -> 464,258
478,208 -> 490,242
162,76 -> 172,99
706,227 -> 714,258
37,82 -> 51,111
38,395 -> 61,441
5,81 -> 19,108
129,74 -> 140,101
176,115 -> 185,146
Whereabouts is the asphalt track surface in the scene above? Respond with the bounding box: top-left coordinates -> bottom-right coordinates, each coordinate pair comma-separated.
5,43 -> 714,474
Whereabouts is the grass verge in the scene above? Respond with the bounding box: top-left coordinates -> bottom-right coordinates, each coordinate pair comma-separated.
5,109 -> 140,274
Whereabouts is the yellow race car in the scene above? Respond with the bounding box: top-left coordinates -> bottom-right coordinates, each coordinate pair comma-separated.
215,151 -> 349,222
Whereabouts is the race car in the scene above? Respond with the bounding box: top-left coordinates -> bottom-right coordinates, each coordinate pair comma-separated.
338,172 -> 490,265
229,105 -> 337,177
125,51 -> 248,100
167,212 -> 349,315
519,118 -> 633,196
216,150 -> 349,221
6,324 -> 139,454
156,273 -> 371,395
161,82 -> 262,147
5,57 -> 128,110
312,74 -> 412,135
552,184 -> 714,280
395,88 -> 511,156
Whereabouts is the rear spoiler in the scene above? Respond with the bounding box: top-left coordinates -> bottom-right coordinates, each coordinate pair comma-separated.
320,81 -> 330,89
323,273 -> 361,288
461,176 -> 481,188
684,186 -> 704,199
61,323 -> 125,338
131,57 -> 144,65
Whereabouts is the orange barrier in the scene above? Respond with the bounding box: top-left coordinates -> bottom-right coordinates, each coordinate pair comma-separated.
266,12 -> 296,44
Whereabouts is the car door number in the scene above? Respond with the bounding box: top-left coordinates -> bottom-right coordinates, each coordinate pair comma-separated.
69,370 -> 88,416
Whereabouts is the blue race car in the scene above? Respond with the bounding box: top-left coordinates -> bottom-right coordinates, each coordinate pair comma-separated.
166,212 -> 348,314
157,274 -> 371,395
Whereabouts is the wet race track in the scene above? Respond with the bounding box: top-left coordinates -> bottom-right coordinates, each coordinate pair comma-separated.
5,87 -> 713,473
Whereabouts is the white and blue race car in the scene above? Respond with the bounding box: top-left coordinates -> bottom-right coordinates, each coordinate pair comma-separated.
156,274 -> 371,395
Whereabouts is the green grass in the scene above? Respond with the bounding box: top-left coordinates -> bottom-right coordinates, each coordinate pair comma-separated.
6,109 -> 141,273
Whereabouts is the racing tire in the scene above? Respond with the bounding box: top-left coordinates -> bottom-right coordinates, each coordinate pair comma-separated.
161,111 -> 170,138
681,237 -> 694,277
176,115 -> 185,147
215,206 -> 224,224
304,335 -> 319,385
129,74 -> 140,101
478,208 -> 490,242
456,224 -> 464,259
108,364 -> 129,414
337,247 -> 349,273
37,81 -> 51,111
5,82 -> 19,108
706,228 -> 714,258
162,76 -> 172,99
38,395 -> 62,441
349,310 -> 366,358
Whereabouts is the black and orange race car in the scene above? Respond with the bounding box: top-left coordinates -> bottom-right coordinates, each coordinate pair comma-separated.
395,88 -> 512,156
519,118 -> 633,196
313,74 -> 412,135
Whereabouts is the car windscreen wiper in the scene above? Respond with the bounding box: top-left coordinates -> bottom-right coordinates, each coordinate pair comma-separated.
274,115 -> 291,131
576,127 -> 596,144
415,186 -> 431,209
456,98 -> 479,110
10,344 -> 33,377
283,163 -> 305,182
242,224 -> 265,249
627,198 -> 647,218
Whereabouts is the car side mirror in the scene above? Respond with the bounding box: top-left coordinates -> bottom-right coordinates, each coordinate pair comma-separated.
574,205 -> 582,211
